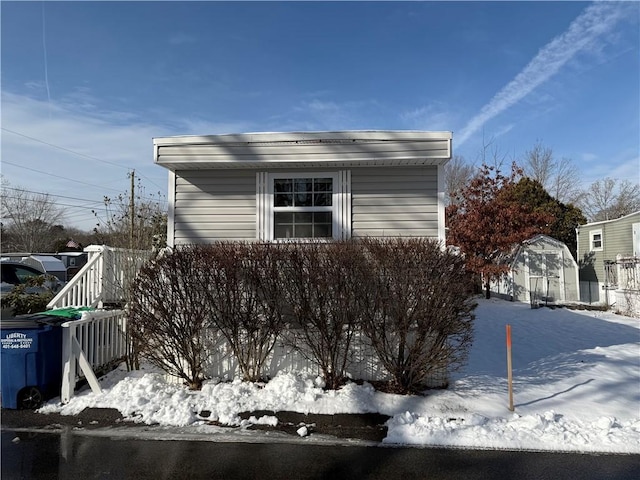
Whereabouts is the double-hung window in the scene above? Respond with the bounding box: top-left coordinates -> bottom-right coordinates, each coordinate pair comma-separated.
590,229 -> 603,251
273,176 -> 334,239
257,171 -> 351,241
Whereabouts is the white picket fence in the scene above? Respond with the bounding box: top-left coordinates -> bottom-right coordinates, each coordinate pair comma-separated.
166,329 -> 449,389
60,309 -> 128,403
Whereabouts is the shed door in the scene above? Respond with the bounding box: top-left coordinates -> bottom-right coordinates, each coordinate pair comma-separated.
528,252 -> 563,303
633,222 -> 640,257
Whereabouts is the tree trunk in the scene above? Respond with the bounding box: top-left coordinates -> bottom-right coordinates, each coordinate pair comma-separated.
485,281 -> 491,299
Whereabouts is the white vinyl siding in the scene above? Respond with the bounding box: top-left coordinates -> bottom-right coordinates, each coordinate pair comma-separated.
157,131 -> 452,246
351,166 -> 439,237
155,131 -> 452,170
172,170 -> 256,244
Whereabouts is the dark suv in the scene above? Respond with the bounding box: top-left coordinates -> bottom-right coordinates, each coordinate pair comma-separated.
1,261 -> 63,318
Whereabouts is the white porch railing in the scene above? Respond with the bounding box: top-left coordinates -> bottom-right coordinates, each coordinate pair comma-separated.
615,255 -> 640,317
48,245 -> 152,310
60,309 -> 127,403
616,255 -> 640,291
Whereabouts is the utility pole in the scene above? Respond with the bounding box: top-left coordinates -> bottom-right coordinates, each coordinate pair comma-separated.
129,169 -> 135,250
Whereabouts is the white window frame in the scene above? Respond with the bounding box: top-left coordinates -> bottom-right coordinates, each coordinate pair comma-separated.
590,229 -> 603,251
257,171 -> 351,242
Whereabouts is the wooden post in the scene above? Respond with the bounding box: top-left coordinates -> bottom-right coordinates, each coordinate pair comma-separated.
506,324 -> 514,411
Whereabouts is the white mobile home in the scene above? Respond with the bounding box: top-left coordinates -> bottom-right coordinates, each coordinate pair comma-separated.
153,130 -> 452,246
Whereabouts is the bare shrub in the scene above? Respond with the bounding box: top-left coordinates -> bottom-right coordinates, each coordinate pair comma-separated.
200,242 -> 286,382
360,238 -> 476,394
128,246 -> 211,389
280,241 -> 369,390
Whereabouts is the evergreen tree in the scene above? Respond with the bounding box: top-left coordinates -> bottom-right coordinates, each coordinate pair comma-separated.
502,177 -> 587,259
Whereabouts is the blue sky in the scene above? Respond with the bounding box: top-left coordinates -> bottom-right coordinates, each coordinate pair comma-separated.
2,1 -> 639,231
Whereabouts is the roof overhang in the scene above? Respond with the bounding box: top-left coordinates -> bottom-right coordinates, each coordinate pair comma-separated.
153,130 -> 453,171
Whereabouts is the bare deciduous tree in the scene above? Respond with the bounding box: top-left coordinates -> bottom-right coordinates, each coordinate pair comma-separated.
549,157 -> 583,205
1,179 -> 65,252
92,172 -> 166,251
523,141 -> 554,188
444,155 -> 476,206
580,178 -> 640,221
521,141 -> 582,205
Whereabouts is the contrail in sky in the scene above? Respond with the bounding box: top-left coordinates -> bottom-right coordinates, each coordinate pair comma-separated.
42,1 -> 51,117
456,1 -> 630,147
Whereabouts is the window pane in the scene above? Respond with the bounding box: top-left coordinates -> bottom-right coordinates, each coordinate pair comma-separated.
294,193 -> 313,206
314,193 -> 332,206
295,225 -> 313,238
314,223 -> 332,238
294,179 -> 313,193
294,212 -> 313,223
275,212 -> 294,224
274,224 -> 293,239
314,178 -> 333,192
274,193 -> 293,207
274,212 -> 294,239
274,179 -> 293,193
314,212 -> 332,223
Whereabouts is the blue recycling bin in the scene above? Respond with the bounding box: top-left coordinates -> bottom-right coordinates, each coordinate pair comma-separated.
1,317 -> 63,409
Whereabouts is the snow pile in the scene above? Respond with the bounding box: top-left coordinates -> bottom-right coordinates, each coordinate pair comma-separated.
39,298 -> 640,453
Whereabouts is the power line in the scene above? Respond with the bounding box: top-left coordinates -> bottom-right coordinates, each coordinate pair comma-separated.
2,127 -> 131,170
2,160 -> 127,193
1,185 -> 167,208
2,127 -> 166,192
2,186 -> 107,204
2,194 -> 166,216
3,160 -> 168,202
1,194 -> 102,211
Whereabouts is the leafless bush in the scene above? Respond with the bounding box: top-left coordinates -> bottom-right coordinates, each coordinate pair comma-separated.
200,242 -> 286,382
280,241 -> 369,390
360,238 -> 476,394
128,246 -> 211,390
127,239 -> 476,394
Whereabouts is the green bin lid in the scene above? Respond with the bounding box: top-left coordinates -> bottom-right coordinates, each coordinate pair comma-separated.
41,306 -> 95,320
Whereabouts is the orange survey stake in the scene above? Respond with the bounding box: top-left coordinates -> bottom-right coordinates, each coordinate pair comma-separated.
506,324 -> 514,411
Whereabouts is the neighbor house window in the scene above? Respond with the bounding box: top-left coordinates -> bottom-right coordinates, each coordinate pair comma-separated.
256,171 -> 351,241
590,229 -> 603,251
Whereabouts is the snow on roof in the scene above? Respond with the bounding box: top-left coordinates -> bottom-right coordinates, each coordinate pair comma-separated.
29,255 -> 66,272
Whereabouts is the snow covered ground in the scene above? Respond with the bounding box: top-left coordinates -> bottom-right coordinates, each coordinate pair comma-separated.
39,298 -> 640,453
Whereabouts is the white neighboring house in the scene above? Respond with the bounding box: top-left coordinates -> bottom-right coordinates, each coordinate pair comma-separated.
153,130 -> 452,247
490,235 -> 580,306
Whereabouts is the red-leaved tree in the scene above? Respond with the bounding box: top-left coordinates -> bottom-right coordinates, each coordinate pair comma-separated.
446,163 -> 551,298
